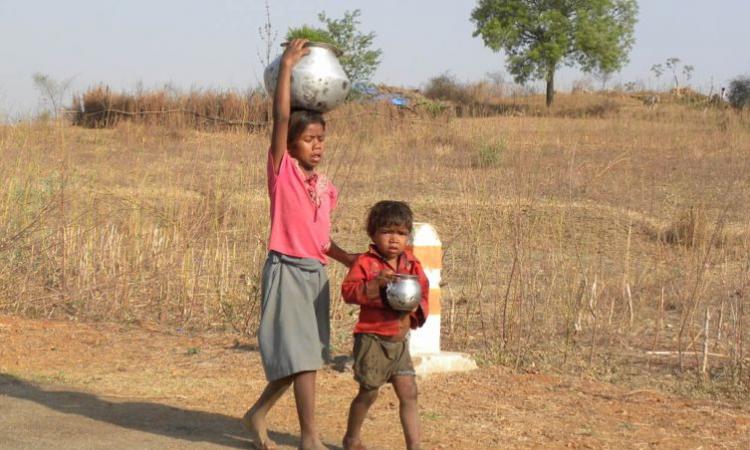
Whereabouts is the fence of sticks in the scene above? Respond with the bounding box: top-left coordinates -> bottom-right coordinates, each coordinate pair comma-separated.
68,86 -> 269,130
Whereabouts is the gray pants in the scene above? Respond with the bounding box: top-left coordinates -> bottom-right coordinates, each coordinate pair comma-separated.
258,251 -> 330,381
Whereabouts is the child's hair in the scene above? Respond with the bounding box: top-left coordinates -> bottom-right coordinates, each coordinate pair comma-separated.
366,201 -> 413,237
288,109 -> 326,147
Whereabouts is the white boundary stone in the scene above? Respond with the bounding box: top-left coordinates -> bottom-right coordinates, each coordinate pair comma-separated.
409,222 -> 476,375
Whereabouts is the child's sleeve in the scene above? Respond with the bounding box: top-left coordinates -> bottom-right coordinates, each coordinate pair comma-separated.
409,260 -> 430,329
341,257 -> 388,309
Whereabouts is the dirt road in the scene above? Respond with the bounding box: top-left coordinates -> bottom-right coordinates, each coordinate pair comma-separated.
1,315 -> 748,449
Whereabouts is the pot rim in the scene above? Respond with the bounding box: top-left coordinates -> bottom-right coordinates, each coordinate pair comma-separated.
282,41 -> 343,57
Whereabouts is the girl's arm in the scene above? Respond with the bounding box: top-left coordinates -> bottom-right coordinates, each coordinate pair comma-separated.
326,240 -> 358,268
270,39 -> 309,174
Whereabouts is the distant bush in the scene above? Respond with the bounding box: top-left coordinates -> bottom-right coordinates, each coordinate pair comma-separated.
423,73 -> 473,104
727,76 -> 750,110
423,73 -> 532,109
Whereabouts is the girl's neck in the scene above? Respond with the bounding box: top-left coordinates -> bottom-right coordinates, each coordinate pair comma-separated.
292,156 -> 316,177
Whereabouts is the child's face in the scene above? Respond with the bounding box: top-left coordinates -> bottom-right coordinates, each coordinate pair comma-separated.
372,224 -> 410,261
289,123 -> 325,172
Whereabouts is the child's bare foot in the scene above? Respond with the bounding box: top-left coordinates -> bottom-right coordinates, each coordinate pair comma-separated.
343,435 -> 367,450
242,408 -> 276,450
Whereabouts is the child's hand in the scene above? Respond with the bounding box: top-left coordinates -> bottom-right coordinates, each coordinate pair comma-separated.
281,39 -> 310,69
375,269 -> 397,288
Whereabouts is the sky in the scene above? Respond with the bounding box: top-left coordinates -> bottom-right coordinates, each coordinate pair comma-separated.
1,0 -> 749,119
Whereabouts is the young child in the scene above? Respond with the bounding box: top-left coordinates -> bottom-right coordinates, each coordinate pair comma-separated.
243,39 -> 356,450
341,201 -> 430,450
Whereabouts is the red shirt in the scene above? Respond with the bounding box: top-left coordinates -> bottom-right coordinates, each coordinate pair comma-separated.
341,245 -> 429,337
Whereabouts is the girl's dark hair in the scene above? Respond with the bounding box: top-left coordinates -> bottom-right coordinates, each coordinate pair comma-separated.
366,201 -> 413,237
288,109 -> 325,147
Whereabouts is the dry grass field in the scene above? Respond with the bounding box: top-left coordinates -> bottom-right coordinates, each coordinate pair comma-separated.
0,92 -> 748,402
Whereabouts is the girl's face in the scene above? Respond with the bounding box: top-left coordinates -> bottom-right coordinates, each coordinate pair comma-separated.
372,224 -> 410,262
289,123 -> 325,173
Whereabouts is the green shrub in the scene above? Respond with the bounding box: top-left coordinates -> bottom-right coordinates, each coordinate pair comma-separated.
473,141 -> 504,168
418,99 -> 452,118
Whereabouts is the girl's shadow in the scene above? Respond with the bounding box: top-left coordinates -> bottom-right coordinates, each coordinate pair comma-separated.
0,373 -> 342,449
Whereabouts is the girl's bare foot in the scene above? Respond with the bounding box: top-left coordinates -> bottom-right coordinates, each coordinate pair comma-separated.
298,435 -> 328,450
343,435 -> 368,450
299,435 -> 327,450
242,408 -> 277,450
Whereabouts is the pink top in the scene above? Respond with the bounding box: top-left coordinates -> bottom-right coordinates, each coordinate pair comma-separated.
267,149 -> 338,264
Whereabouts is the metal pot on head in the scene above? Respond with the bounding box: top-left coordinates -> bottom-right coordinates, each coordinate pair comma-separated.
385,274 -> 422,312
264,42 -> 351,113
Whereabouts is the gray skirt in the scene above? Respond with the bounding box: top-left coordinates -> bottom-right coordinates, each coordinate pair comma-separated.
258,251 -> 330,381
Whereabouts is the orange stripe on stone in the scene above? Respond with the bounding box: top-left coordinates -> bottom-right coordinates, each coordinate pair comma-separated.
428,288 -> 441,315
410,245 -> 442,269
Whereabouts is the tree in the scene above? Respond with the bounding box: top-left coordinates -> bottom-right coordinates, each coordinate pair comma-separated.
32,73 -> 73,119
285,10 -> 382,84
485,70 -> 506,86
318,10 -> 382,84
652,57 -> 694,90
593,68 -> 615,90
471,0 -> 638,107
682,65 -> 694,84
664,57 -> 683,89
257,0 -> 279,70
650,63 -> 664,87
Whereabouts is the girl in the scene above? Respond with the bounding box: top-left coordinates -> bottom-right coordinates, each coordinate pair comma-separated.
243,39 -> 356,450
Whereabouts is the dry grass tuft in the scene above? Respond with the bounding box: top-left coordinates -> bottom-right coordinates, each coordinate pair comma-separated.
659,206 -> 709,247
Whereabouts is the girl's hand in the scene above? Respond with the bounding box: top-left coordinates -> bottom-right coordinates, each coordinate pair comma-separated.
343,252 -> 359,268
326,242 -> 358,268
280,39 -> 310,70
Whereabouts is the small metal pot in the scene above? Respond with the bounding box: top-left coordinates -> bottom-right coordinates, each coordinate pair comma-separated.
386,274 -> 422,312
264,42 -> 351,113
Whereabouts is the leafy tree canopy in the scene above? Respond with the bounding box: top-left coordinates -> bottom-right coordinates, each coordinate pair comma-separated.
471,0 -> 638,106
318,10 -> 381,84
286,10 -> 382,84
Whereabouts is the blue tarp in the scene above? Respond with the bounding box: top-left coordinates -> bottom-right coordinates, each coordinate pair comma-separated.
352,83 -> 409,107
